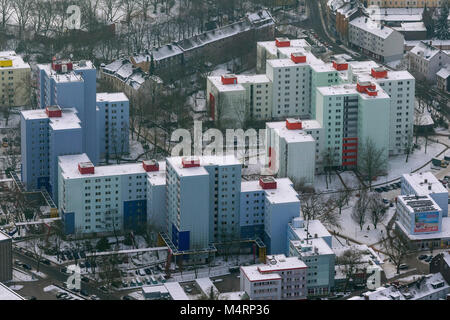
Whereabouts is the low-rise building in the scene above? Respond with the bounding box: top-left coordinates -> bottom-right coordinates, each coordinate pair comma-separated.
430,251 -> 450,285
349,273 -> 450,300
437,67 -> 450,93
401,172 -> 448,217
240,254 -> 307,300
0,283 -> 25,300
408,41 -> 450,83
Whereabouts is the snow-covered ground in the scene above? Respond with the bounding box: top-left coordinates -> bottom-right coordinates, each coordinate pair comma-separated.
12,269 -> 36,282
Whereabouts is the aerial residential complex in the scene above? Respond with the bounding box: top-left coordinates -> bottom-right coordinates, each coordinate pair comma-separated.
0,51 -> 31,107
21,59 -> 130,203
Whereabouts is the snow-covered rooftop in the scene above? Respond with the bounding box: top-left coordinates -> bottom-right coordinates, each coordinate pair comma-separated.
437,67 -> 450,80
291,237 -> 334,256
0,230 -> 11,241
350,16 -> 396,39
164,282 -> 189,300
349,273 -> 450,300
97,92 -> 128,103
241,178 -> 299,205
402,171 -> 448,195
167,156 -> 242,178
0,51 -> 30,69
393,22 -> 427,32
0,283 -> 24,300
59,154 -> 154,180
147,162 -> 166,186
289,218 -> 332,241
241,265 -> 282,282
142,285 -> 168,295
397,194 -> 442,214
21,107 -> 81,130
266,120 -> 322,144
259,254 -> 307,272
317,83 -> 390,100
410,41 -> 443,61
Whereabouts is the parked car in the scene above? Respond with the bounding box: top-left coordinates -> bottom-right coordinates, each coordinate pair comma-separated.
418,254 -> 428,260
81,276 -> 89,283
122,295 -> 135,300
382,199 -> 389,204
425,256 -> 433,263
89,295 -> 100,300
138,269 -> 146,276
375,188 -> 382,193
22,264 -> 32,270
99,286 -> 109,293
56,292 -> 69,299
399,263 -> 408,270
80,289 -> 89,297
144,268 -> 152,275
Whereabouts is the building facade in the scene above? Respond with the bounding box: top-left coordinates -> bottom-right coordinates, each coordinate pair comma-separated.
0,232 -> 12,283
408,41 -> 450,83
0,51 -> 31,107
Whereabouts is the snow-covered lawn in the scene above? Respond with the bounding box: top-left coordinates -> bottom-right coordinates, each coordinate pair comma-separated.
12,269 -> 36,282
329,197 -> 396,246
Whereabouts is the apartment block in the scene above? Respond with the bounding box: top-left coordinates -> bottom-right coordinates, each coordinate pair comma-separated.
365,0 -> 443,8
349,16 -> 405,62
408,41 -> 450,83
0,51 -> 31,107
265,119 -> 324,185
58,153 -> 154,234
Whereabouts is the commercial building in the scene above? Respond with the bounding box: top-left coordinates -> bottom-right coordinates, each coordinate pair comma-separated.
395,194 -> 450,250
0,51 -> 31,107
287,218 -> 335,296
58,153 -> 155,234
348,16 -> 405,62
240,254 -> 307,300
401,172 -> 448,217
408,41 -> 450,83
265,119 -> 324,185
0,231 -> 12,283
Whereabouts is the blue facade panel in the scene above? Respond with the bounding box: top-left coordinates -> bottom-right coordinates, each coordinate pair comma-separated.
171,224 -> 190,251
37,176 -> 50,191
263,231 -> 272,255
64,212 -> 75,235
123,200 -> 147,230
240,224 -> 264,240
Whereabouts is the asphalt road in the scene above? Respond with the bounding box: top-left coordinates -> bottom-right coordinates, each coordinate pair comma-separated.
13,249 -> 123,300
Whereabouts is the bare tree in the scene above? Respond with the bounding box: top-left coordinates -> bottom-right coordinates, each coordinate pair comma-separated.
321,147 -> 339,189
382,234 -> 410,274
332,188 -> 350,215
368,192 -> 386,229
12,0 -> 34,39
335,248 -> 364,292
0,0 -> 14,30
351,187 -> 370,231
358,137 -> 387,190
301,192 -> 340,231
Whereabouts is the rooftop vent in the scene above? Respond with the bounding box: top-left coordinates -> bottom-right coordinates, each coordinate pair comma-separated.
182,156 -> 200,168
275,37 -> 290,47
286,118 -> 302,130
291,52 -> 306,64
371,67 -> 388,79
0,57 -> 13,68
78,162 -> 95,175
45,106 -> 62,118
143,160 -> 159,172
221,74 -> 238,85
52,59 -> 73,73
259,176 -> 277,190
332,59 -> 348,71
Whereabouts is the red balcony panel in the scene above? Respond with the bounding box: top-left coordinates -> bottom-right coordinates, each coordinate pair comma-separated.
342,149 -> 357,154
343,155 -> 358,160
343,137 -> 358,141
343,143 -> 358,147
342,161 -> 357,166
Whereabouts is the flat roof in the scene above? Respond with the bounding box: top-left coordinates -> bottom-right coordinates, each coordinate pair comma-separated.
164,282 -> 189,300
241,265 -> 282,282
21,108 -> 81,130
241,178 -> 299,204
290,218 -> 332,240
59,154 -> 152,180
291,237 -> 334,256
37,60 -> 95,83
259,255 -> 307,272
96,92 -> 129,103
0,51 -> 30,70
0,283 -> 25,300
147,162 -> 167,186
142,285 -> 168,294
166,156 -> 241,178
398,194 -> 442,214
258,39 -> 311,56
266,120 -> 322,144
317,83 -> 390,100
402,172 -> 448,195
